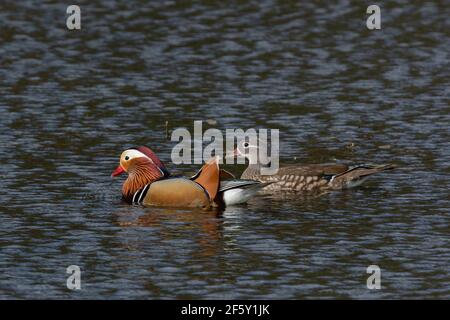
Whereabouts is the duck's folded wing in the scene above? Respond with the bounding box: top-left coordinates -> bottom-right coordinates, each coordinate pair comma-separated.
219,179 -> 261,192
217,179 -> 272,206
276,164 -> 349,177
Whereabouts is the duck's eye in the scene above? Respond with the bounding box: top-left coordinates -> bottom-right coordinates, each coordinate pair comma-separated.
125,156 -> 130,161
243,142 -> 249,148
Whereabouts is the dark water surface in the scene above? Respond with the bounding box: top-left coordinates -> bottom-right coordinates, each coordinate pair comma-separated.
0,1 -> 449,299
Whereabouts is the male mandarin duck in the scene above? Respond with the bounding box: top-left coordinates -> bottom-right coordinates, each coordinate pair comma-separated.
111,146 -> 268,208
230,140 -> 395,192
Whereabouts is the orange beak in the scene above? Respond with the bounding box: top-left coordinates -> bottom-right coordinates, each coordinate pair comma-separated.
111,165 -> 125,178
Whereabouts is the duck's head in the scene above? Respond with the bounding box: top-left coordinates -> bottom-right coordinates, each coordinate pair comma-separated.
111,146 -> 170,201
111,146 -> 170,177
233,139 -> 258,158
229,139 -> 265,165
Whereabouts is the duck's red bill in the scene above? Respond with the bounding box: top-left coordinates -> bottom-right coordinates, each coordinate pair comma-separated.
111,165 -> 125,177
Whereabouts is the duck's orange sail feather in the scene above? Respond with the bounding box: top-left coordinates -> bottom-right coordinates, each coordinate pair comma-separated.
193,156 -> 220,200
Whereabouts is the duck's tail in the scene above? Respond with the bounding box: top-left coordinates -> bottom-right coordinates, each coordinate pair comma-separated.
329,164 -> 396,189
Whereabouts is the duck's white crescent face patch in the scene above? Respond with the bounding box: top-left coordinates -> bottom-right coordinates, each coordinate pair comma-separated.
121,149 -> 151,162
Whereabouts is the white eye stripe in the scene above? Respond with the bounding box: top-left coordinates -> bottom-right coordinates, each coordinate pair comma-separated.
122,149 -> 151,161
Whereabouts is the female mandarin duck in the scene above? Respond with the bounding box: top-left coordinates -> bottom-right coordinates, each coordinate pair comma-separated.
111,146 -> 268,208
231,140 -> 395,192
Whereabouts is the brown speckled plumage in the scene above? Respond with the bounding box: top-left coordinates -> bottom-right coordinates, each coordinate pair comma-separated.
240,160 -> 395,192
241,163 -> 340,191
232,138 -> 395,192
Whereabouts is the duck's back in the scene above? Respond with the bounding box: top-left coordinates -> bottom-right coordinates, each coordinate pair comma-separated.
241,163 -> 349,191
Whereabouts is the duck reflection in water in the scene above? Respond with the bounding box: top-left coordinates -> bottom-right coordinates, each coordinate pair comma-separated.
113,206 -> 226,258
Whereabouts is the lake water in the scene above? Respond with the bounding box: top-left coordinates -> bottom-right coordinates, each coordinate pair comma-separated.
0,0 -> 449,299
